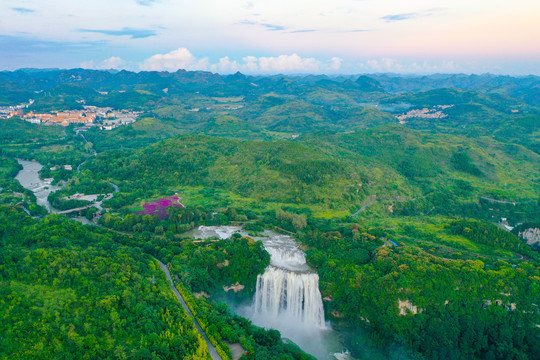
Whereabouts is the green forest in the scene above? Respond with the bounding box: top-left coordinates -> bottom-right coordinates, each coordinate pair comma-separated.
0,69 -> 539,360
0,207 -> 210,359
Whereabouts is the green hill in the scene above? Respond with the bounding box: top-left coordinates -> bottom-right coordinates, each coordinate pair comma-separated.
82,126 -> 540,224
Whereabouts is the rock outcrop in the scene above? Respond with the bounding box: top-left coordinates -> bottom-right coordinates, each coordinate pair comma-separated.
398,299 -> 422,315
519,228 -> 540,246
223,282 -> 244,293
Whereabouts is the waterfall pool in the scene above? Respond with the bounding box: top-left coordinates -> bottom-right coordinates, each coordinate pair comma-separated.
248,230 -> 344,359
185,226 -> 351,359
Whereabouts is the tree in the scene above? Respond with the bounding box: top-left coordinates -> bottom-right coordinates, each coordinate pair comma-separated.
84,141 -> 94,152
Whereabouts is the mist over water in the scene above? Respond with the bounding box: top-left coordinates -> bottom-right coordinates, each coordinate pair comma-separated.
184,227 -> 348,359
183,225 -> 245,239
244,231 -> 344,359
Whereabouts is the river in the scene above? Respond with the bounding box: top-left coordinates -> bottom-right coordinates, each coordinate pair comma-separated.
15,159 -> 60,213
14,159 -> 102,225
14,164 -> 351,358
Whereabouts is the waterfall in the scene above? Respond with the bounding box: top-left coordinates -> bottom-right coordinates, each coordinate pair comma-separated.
249,231 -> 326,332
253,266 -> 326,329
187,228 -> 342,358
212,229 -> 344,359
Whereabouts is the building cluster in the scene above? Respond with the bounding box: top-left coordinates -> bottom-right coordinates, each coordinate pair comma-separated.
89,106 -> 141,130
22,110 -> 97,126
2,102 -> 140,130
396,105 -> 454,124
498,217 -> 515,232
0,100 -> 34,119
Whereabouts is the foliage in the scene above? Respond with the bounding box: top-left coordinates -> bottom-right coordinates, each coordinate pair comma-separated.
0,207 -> 209,359
0,118 -> 89,172
447,219 -> 534,257
299,216 -> 540,360
276,208 -> 307,230
2,69 -> 540,360
451,152 -> 483,176
175,276 -> 316,360
169,236 -> 270,293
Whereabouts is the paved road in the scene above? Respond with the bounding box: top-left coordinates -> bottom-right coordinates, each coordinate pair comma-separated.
109,182 -> 119,193
76,131 -> 97,173
352,199 -> 378,216
78,131 -> 97,156
155,259 -> 221,360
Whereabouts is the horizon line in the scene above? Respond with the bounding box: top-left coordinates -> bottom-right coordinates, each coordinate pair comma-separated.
2,67 -> 539,78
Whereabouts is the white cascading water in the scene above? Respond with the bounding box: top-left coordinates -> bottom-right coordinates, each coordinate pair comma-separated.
253,266 -> 326,328
246,231 -> 328,358
251,231 -> 326,329
183,227 -> 346,359
186,225 -> 244,239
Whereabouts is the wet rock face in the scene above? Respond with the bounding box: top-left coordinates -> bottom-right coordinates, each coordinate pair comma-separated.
223,282 -> 244,293
519,228 -> 540,246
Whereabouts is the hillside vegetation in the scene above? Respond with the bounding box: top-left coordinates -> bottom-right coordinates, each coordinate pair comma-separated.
1,69 -> 539,360
83,126 -> 540,224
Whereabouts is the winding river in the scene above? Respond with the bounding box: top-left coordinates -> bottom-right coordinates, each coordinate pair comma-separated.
14,164 -> 352,359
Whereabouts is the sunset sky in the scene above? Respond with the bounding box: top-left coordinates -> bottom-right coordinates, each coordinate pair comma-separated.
1,0 -> 539,74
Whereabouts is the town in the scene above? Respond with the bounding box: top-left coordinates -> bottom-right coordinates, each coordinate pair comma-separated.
396,105 -> 454,124
0,101 -> 140,130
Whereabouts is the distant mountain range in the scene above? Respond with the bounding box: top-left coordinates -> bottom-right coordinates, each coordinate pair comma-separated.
1,68 -> 539,106
2,68 -> 538,157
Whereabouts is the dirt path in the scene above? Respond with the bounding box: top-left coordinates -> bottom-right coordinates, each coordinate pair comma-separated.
226,342 -> 246,360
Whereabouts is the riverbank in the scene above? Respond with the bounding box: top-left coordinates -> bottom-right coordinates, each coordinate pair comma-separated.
14,158 -> 118,224
15,159 -> 60,213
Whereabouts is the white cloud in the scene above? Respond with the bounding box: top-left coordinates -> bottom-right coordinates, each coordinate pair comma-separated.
363,58 -> 403,73
80,56 -> 127,70
242,56 -> 260,72
82,51 -> 465,75
329,57 -> 342,71
140,48 -> 209,71
210,56 -> 240,73
139,48 -> 343,74
80,60 -> 96,69
102,56 -> 126,69
3,0 -> 539,75
258,54 -> 320,73
239,54 -> 341,74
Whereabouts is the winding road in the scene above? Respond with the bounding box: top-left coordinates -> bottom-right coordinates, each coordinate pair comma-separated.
155,259 -> 221,360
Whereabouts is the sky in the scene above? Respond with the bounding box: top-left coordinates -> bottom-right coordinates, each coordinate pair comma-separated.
1,0 -> 539,75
